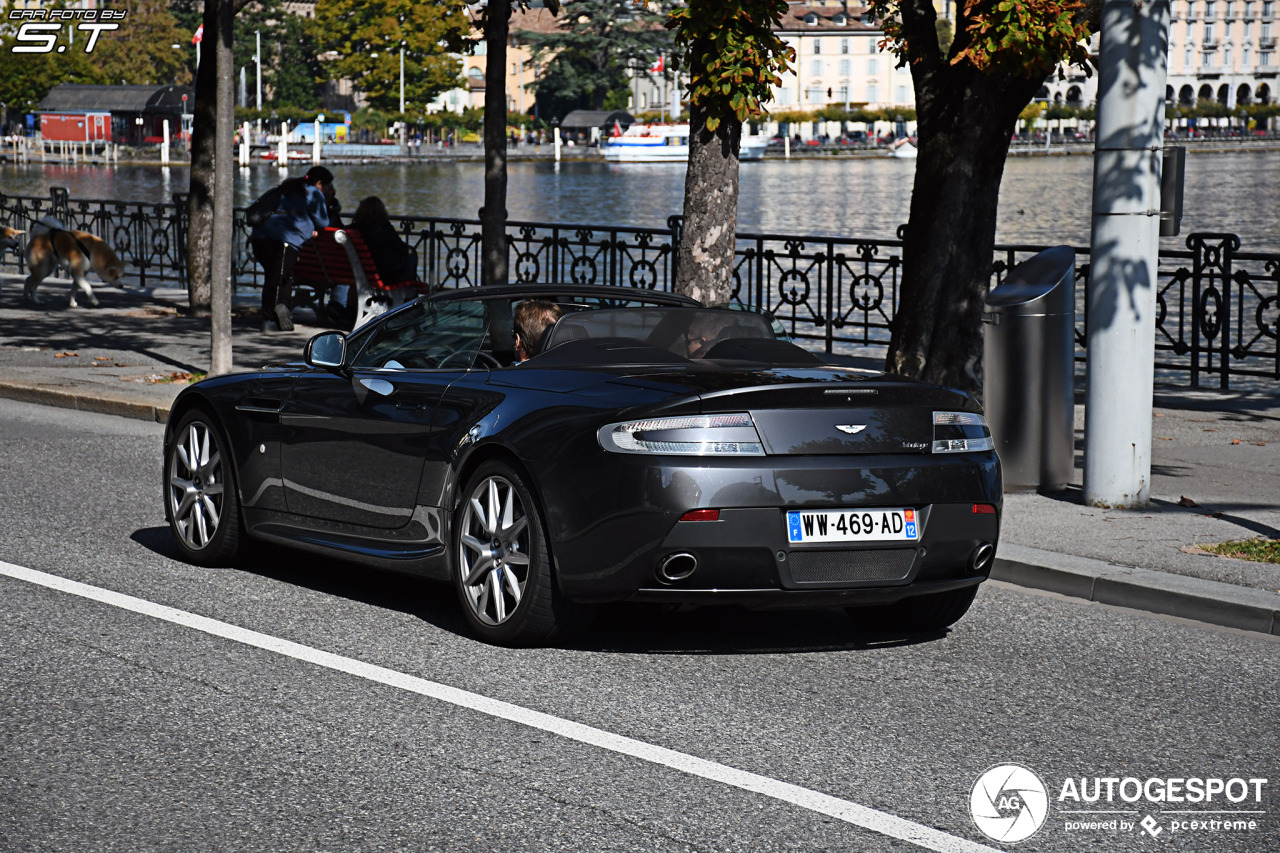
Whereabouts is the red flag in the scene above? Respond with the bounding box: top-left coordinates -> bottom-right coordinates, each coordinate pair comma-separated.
192,24 -> 203,44
612,120 -> 622,137
649,54 -> 663,74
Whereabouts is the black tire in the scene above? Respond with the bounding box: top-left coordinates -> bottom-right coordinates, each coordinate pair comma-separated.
847,585 -> 979,633
165,409 -> 245,566
452,461 -> 585,646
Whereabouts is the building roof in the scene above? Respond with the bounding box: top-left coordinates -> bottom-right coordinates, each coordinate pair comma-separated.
559,109 -> 634,129
35,84 -> 195,114
778,1 -> 879,32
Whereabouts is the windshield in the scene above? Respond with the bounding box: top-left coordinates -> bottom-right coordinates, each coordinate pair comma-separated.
351,300 -> 490,370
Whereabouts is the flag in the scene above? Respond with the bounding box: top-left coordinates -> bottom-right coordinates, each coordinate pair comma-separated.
649,54 -> 663,74
192,24 -> 203,45
612,120 -> 622,137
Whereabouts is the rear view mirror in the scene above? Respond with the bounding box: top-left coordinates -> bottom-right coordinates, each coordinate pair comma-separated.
305,331 -> 346,369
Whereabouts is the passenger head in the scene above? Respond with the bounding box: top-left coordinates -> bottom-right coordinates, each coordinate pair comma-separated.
685,311 -> 735,358
513,298 -> 563,362
351,196 -> 391,230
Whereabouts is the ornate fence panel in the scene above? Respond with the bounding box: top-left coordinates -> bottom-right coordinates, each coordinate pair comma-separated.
2,188 -> 1277,388
0,188 -> 189,288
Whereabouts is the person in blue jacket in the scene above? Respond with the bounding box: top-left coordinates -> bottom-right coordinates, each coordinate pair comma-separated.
249,166 -> 333,331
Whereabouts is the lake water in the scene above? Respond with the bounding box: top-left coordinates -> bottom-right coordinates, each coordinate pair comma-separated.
1,149 -> 1277,252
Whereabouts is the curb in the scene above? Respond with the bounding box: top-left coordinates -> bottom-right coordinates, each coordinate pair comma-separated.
993,543 -> 1280,636
0,380 -> 171,424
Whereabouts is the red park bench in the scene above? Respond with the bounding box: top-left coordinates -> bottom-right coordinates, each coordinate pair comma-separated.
292,227 -> 429,330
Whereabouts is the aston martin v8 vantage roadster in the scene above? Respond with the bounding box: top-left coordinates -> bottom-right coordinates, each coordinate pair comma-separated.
164,284 -> 1001,645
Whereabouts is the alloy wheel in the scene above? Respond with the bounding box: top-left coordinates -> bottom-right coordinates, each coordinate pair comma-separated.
457,475 -> 532,626
168,419 -> 226,551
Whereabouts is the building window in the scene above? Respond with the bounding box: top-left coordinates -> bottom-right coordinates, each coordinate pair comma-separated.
866,84 -> 878,102
841,38 -> 849,54
870,39 -> 877,54
811,59 -> 822,76
839,84 -> 849,102
814,39 -> 821,55
1225,44 -> 1233,65
839,59 -> 850,75
1206,0 -> 1216,16
1205,21 -> 1216,41
868,58 -> 878,74
896,85 -> 908,103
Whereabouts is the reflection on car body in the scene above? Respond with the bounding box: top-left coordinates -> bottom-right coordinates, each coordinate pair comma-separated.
163,284 -> 1001,645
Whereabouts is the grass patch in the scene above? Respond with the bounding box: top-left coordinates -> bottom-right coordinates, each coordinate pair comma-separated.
1198,538 -> 1280,564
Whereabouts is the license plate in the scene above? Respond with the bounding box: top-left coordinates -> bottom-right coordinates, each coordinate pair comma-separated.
786,508 -> 919,544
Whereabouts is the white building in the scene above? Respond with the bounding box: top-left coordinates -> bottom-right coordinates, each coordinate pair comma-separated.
1042,0 -> 1276,111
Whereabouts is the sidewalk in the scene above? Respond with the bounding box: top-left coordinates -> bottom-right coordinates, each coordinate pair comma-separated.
2,278 -> 1278,636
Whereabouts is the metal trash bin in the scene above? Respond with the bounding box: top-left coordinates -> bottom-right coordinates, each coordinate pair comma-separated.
982,246 -> 1076,492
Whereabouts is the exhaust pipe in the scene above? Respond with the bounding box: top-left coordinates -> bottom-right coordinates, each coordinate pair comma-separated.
969,542 -> 995,574
657,552 -> 698,584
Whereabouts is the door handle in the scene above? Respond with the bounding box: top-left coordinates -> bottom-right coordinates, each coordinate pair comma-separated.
395,400 -> 423,412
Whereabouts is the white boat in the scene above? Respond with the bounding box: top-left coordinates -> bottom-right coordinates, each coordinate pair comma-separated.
890,137 -> 918,159
602,123 -> 768,163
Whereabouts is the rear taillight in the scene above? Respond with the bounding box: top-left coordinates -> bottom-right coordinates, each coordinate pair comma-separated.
932,411 -> 994,453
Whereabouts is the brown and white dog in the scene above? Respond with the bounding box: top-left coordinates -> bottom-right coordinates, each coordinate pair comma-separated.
24,217 -> 124,307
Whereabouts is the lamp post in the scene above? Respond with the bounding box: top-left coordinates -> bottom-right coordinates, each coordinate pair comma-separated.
400,44 -> 407,153
255,30 -> 262,140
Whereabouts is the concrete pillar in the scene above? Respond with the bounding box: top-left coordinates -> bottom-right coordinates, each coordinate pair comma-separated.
162,120 -> 171,165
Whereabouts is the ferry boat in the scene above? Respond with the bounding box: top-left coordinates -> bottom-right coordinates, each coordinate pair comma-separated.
602,123 -> 768,163
890,137 -> 918,159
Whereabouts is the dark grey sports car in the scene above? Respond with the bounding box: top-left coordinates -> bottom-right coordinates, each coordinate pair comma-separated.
164,284 -> 1001,645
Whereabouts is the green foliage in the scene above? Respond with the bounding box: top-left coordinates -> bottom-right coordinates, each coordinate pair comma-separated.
93,0 -> 190,85
666,0 -> 794,132
273,15 -> 327,109
526,0 -> 672,117
314,0 -> 469,113
0,28 -> 104,114
868,0 -> 1092,80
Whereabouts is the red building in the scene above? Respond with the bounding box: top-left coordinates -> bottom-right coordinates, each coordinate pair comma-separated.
35,84 -> 194,145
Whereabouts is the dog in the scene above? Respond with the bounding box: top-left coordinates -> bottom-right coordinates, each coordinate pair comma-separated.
23,217 -> 124,307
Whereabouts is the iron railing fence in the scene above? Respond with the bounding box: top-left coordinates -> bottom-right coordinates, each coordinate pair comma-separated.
2,189 -> 1276,388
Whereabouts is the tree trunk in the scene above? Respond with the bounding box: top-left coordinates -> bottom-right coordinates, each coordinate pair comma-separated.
480,0 -> 510,289
674,103 -> 740,307
887,68 -> 1041,397
185,1 -> 219,318
209,0 -> 235,375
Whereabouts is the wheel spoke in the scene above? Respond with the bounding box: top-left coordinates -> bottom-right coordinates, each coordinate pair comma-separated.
487,480 -> 502,537
460,533 -> 488,557
464,553 -> 495,586
174,488 -> 197,520
500,515 -> 528,545
504,551 -> 530,568
470,496 -> 490,535
502,566 -> 523,603
490,571 -> 507,622
199,495 -> 222,529
193,502 -> 210,547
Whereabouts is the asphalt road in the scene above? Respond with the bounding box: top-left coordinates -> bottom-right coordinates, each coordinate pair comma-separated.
1,399 -> 1276,853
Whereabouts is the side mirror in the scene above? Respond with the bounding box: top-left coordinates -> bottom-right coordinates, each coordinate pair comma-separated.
305,331 -> 346,369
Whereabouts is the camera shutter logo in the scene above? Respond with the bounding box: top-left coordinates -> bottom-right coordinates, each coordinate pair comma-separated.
970,764 -> 1050,843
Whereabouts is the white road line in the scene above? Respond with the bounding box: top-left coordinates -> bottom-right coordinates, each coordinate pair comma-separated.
0,560 -> 998,853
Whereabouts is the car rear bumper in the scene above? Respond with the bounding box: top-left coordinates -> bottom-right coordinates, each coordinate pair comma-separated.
547,452 -> 1002,604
